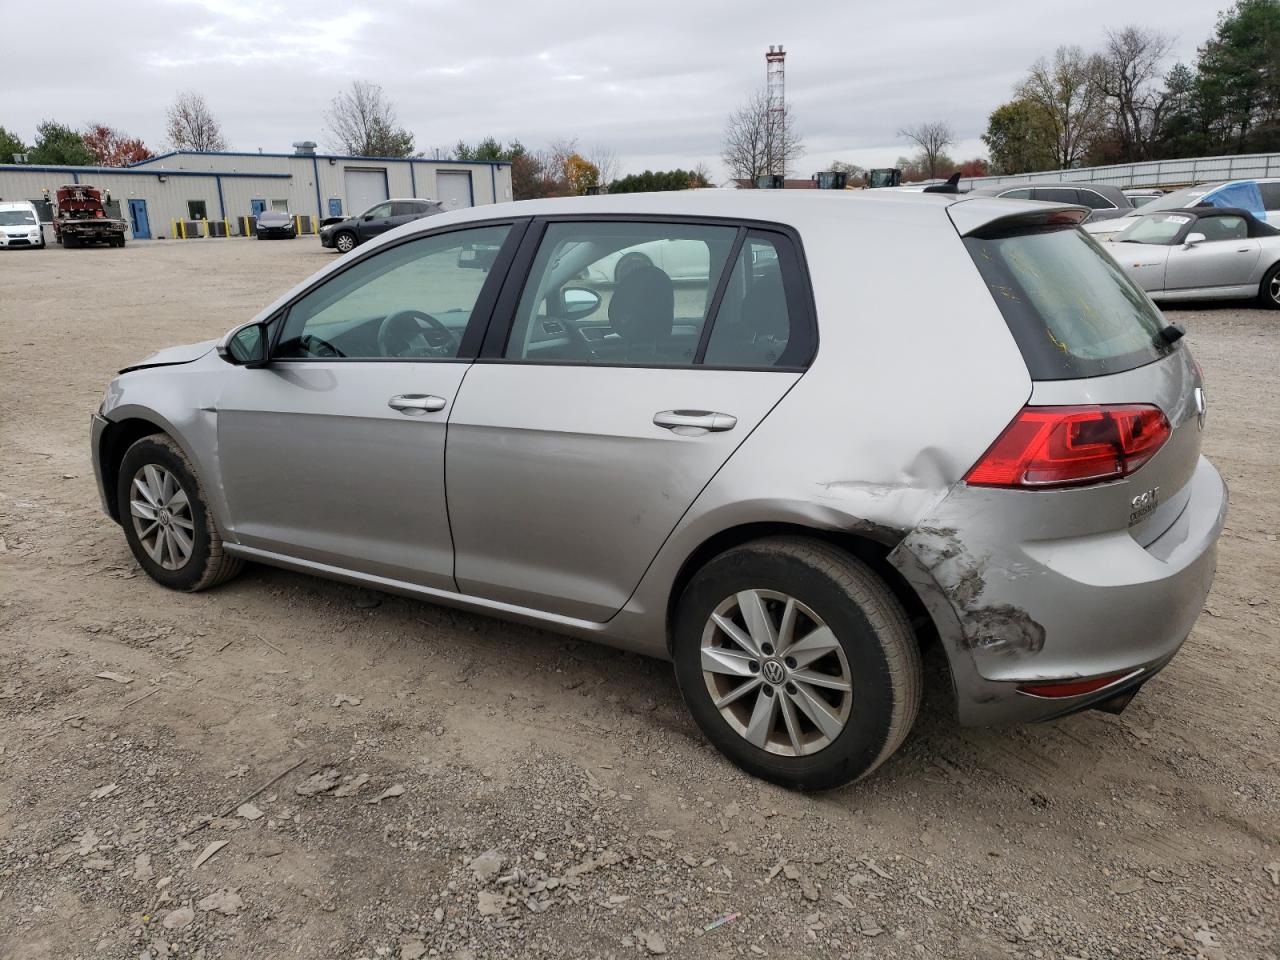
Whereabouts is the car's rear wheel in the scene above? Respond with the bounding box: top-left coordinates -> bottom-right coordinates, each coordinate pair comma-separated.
334,230 -> 357,253
672,537 -> 921,790
117,434 -> 243,591
1259,262 -> 1280,310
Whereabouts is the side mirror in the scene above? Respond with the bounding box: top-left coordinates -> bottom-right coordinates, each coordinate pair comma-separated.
216,321 -> 269,367
1184,232 -> 1207,248
363,214 -> 375,221
562,287 -> 602,320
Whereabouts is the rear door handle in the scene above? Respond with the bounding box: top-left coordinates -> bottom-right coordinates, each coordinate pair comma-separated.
653,410 -> 737,432
388,394 -> 447,414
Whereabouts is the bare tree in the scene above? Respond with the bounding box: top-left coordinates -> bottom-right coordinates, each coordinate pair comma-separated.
587,144 -> 619,187
325,81 -> 415,158
721,88 -> 804,183
1096,26 -> 1175,161
896,121 -> 955,179
1019,46 -> 1107,169
165,91 -> 226,152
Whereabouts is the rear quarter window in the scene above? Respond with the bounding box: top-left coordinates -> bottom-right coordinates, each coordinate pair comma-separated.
965,226 -> 1174,380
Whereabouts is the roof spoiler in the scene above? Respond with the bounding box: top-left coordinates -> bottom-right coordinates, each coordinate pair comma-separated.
922,172 -> 962,194
948,199 -> 1090,237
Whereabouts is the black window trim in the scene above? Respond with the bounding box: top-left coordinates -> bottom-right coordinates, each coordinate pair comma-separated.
475,212 -> 819,373
266,217 -> 531,364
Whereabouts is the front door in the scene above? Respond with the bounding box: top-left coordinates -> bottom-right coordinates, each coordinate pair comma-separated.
446,220 -> 812,620
250,199 -> 267,218
357,201 -> 396,242
1166,214 -> 1260,291
215,222 -> 517,588
128,199 -> 150,239
328,198 -> 343,218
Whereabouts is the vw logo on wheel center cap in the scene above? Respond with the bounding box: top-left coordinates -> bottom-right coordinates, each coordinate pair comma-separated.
762,659 -> 786,685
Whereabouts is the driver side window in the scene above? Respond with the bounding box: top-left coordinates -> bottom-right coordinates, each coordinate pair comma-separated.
275,224 -> 511,360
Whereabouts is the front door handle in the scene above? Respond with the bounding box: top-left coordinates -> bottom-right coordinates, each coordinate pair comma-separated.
389,394 -> 447,415
653,409 -> 737,433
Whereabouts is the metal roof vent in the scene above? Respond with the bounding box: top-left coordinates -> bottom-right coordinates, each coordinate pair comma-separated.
292,141 -> 317,156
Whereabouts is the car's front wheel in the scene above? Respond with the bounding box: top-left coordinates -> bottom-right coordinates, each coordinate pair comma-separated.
672,538 -> 921,790
117,434 -> 243,591
333,230 -> 357,253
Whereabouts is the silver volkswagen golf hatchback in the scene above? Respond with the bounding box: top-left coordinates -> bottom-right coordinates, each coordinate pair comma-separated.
91,191 -> 1227,790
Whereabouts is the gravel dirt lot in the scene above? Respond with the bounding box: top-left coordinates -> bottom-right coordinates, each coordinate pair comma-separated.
1,238 -> 1277,960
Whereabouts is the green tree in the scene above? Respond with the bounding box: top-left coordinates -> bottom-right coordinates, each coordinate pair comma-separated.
607,169 -> 711,193
982,99 -> 1058,174
28,121 -> 94,165
1194,0 -> 1280,152
0,125 -> 27,163
454,136 -> 525,162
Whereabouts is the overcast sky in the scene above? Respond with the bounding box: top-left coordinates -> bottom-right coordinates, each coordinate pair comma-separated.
5,0 -> 1222,182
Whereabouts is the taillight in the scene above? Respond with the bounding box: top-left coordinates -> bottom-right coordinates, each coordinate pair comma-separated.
1017,669 -> 1142,699
965,404 -> 1170,489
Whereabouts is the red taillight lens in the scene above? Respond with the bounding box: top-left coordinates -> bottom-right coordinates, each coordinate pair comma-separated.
965,405 -> 1170,489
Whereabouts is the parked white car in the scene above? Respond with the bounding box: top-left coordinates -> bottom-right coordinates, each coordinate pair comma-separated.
0,200 -> 45,249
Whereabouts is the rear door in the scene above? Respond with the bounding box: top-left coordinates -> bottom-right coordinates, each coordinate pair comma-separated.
445,219 -> 815,620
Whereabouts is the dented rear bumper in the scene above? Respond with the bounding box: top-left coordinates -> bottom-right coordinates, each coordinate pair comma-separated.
888,456 -> 1228,725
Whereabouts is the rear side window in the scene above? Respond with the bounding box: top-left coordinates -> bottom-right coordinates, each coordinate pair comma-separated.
1076,189 -> 1115,210
1033,187 -> 1079,204
965,227 -> 1174,380
999,188 -> 1033,200
1256,182 -> 1280,210
703,234 -> 811,368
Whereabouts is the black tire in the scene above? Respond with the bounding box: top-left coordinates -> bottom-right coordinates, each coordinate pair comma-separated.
672,537 -> 921,791
334,230 -> 357,254
614,252 -> 653,283
1259,261 -> 1280,310
116,433 -> 243,592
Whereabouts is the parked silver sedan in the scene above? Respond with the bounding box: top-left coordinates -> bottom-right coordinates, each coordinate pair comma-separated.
90,191 -> 1227,789
1108,206 -> 1280,307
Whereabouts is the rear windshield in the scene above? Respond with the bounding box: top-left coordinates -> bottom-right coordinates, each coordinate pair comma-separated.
965,226 -> 1174,380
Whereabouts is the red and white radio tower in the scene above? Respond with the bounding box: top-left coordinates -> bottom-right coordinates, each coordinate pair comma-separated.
766,45 -> 787,177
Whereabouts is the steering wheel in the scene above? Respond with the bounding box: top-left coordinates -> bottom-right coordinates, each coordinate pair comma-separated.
297,333 -> 344,358
377,309 -> 460,358
549,315 -> 598,361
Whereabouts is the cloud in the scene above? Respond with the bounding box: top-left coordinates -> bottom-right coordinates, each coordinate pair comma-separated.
1,0 -> 1222,179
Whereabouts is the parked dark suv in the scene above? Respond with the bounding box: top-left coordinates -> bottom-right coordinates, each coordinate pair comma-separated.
969,182 -> 1136,221
319,199 -> 444,253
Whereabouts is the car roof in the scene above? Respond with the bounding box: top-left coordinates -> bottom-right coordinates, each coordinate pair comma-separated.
0,200 -> 37,208
970,181 -> 1123,196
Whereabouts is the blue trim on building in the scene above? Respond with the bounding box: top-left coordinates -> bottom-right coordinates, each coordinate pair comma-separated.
0,164 -> 291,180
215,176 -> 226,220
409,161 -> 417,197
131,150 -> 509,168
490,165 -> 496,203
311,155 -> 323,218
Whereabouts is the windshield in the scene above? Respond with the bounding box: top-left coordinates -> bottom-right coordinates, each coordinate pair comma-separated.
0,210 -> 36,226
1114,213 -> 1191,245
1139,183 -> 1222,214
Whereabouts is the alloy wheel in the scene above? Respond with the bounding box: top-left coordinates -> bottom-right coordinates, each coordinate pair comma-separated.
336,233 -> 355,253
129,464 -> 195,570
1271,272 -> 1280,305
700,589 -> 853,757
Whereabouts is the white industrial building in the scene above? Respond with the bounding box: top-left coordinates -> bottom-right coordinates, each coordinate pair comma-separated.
0,143 -> 512,240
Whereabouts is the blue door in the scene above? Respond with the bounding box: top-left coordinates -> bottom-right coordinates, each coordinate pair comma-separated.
250,199 -> 267,217
128,199 -> 150,239
328,198 -> 343,218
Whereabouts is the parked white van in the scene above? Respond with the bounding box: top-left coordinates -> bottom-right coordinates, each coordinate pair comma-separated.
0,200 -> 45,249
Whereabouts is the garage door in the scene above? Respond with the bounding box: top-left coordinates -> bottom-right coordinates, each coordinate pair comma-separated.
437,170 -> 473,208
344,168 -> 389,218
